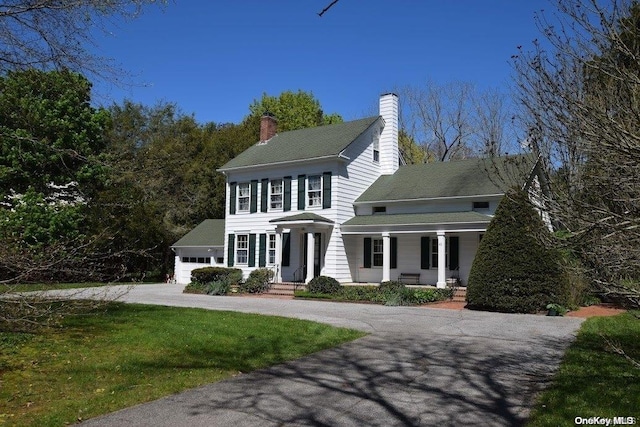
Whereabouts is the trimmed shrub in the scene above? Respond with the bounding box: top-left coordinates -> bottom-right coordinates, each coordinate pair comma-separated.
378,281 -> 405,293
183,281 -> 207,294
466,189 -> 568,313
307,276 -> 341,294
191,267 -> 243,286
239,268 -> 273,293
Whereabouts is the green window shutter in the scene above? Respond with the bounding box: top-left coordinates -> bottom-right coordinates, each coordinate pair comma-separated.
391,237 -> 398,269
420,236 -> 430,269
248,234 -> 256,267
261,179 -> 268,212
282,233 -> 290,267
250,180 -> 258,213
227,234 -> 235,267
229,182 -> 237,215
363,237 -> 372,268
449,236 -> 459,271
258,234 -> 267,267
283,176 -> 292,211
322,171 -> 332,209
297,175 -> 306,211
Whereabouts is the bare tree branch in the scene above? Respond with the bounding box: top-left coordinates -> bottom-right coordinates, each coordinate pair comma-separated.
318,0 -> 340,17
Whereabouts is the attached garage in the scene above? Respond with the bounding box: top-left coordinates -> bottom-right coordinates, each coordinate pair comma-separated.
171,219 -> 225,284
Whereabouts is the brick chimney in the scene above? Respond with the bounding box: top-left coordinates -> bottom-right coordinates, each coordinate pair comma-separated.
260,113 -> 277,143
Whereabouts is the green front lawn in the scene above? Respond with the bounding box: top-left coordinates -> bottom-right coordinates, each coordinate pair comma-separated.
528,312 -> 640,426
0,303 -> 365,426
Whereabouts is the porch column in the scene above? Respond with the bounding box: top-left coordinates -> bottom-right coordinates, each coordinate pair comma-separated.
437,231 -> 446,288
274,228 -> 282,283
305,231 -> 315,283
382,232 -> 391,282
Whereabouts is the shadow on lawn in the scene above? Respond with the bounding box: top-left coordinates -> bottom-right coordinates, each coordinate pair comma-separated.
180,332 -> 571,427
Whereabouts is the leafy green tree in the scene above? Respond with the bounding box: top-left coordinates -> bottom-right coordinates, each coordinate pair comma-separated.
0,69 -> 109,200
466,189 -> 567,313
0,70 -> 112,283
248,90 -> 342,132
398,129 -> 427,164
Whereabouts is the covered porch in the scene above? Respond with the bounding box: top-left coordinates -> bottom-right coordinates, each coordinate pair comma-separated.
341,212 -> 492,288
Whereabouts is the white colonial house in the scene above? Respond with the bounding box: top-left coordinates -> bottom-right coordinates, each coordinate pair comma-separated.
173,93 -> 543,287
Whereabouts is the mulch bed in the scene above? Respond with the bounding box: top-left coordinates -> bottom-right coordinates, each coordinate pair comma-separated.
566,304 -> 627,318
424,301 -> 627,318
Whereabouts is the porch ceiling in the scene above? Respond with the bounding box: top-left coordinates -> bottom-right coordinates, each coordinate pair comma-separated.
341,211 -> 491,229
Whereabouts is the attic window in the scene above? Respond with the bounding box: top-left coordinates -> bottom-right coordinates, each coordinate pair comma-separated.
473,201 -> 490,210
373,136 -> 380,163
373,206 -> 386,214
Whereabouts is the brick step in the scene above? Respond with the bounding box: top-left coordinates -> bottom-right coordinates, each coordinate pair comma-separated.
265,283 -> 305,296
451,288 -> 467,302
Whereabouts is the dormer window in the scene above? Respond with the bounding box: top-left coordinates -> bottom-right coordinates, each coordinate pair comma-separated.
373,206 -> 386,214
237,183 -> 250,212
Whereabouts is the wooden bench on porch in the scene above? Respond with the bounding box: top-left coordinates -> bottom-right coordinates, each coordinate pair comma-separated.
398,273 -> 421,285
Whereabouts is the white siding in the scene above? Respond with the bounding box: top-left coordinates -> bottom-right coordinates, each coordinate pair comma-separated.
356,197 -> 501,216
173,247 -> 224,284
344,232 -> 482,285
222,120 -> 384,283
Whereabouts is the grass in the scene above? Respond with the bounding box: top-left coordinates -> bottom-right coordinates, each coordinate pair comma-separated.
528,312 -> 640,426
0,303 -> 365,426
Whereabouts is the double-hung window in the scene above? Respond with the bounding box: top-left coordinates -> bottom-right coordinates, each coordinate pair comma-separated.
431,238 -> 449,268
372,239 -> 384,267
237,183 -> 250,212
236,234 -> 248,264
307,175 -> 322,208
270,179 -> 283,210
268,234 -> 276,264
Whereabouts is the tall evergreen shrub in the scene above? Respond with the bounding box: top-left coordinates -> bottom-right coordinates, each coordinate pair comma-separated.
466,189 -> 568,313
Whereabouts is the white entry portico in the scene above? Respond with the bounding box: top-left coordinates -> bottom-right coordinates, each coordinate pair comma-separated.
270,213 -> 334,283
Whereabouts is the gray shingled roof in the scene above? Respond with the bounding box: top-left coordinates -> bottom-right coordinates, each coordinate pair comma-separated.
355,155 -> 534,203
270,213 -> 334,224
218,116 -> 380,171
342,212 -> 492,227
171,219 -> 225,247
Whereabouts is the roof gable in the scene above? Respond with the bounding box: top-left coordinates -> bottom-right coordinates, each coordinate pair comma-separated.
172,219 -> 225,247
356,155 -> 535,203
218,116 -> 380,171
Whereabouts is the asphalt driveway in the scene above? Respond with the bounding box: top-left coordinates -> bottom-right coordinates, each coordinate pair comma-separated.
76,283 -> 584,426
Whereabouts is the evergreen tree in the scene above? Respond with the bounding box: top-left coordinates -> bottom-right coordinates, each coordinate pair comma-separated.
466,189 -> 567,313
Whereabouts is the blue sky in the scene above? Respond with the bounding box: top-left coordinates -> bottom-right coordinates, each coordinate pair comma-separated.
92,0 -> 551,124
